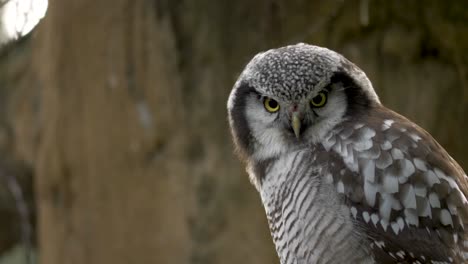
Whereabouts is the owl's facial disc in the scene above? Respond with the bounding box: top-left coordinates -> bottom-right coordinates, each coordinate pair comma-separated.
288,89 -> 331,139
227,43 -> 379,162
257,83 -> 349,146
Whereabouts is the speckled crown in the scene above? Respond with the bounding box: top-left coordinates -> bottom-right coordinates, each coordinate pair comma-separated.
237,43 -> 379,103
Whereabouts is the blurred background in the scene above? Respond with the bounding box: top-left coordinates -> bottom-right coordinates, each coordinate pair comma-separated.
0,0 -> 466,263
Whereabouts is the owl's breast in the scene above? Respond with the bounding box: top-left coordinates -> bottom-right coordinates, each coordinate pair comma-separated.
256,149 -> 374,264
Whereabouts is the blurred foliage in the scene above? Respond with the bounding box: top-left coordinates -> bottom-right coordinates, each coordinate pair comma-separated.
0,245 -> 36,264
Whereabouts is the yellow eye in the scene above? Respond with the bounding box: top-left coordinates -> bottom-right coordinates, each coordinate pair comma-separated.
310,92 -> 327,108
264,98 -> 280,113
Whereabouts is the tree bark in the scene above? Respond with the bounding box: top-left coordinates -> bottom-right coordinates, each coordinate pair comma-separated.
0,35 -> 36,260
32,0 -> 277,263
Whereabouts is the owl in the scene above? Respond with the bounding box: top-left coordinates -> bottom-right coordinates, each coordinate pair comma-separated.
227,43 -> 468,263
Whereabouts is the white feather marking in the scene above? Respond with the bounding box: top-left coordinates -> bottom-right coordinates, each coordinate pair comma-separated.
379,194 -> 393,220
381,141 -> 392,150
404,208 -> 419,226
343,144 -> 354,160
339,128 -> 354,139
353,139 -> 373,151
350,206 -> 358,219
389,194 -> 402,210
371,213 -> 379,226
461,215 -> 467,229
362,159 -> 375,182
429,192 -> 441,208
381,218 -> 389,231
397,217 -> 405,230
417,198 -> 432,218
398,175 -> 409,184
413,158 -> 427,171
434,168 -> 458,189
374,240 -> 385,249
400,128 -> 407,132
376,151 -> 393,169
414,183 -> 427,197
354,123 -> 364,129
396,251 -> 405,258
410,133 -> 422,142
332,140 -> 342,153
337,180 -> 345,193
401,159 -> 415,178
447,202 -> 457,215
324,132 -> 334,142
364,180 -> 378,206
360,127 -> 376,139
344,144 -> 359,172
382,119 -> 395,131
382,174 -> 399,193
322,137 -> 335,151
400,184 -> 417,209
440,209 -> 453,227
425,170 -> 441,186
227,87 -> 237,111
333,126 -> 344,134
460,192 -> 468,205
342,139 -> 350,151
363,211 -> 370,223
426,227 -> 431,235
391,221 -> 400,234
391,148 -> 404,159
386,132 -> 400,143
325,173 -> 333,184
360,146 -> 381,159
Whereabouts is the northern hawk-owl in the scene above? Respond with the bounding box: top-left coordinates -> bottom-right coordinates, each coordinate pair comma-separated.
227,43 -> 468,263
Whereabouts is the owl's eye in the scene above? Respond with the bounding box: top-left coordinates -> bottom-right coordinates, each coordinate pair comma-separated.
310,92 -> 327,108
264,98 -> 280,113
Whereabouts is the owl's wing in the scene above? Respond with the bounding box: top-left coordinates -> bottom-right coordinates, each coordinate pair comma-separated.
321,107 -> 468,263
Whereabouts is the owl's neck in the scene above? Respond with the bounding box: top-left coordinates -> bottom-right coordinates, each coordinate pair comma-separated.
251,149 -> 373,264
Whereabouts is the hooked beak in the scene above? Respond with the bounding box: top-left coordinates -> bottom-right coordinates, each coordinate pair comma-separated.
291,112 -> 301,139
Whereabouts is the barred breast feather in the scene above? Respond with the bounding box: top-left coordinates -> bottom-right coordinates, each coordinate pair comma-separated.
257,149 -> 374,264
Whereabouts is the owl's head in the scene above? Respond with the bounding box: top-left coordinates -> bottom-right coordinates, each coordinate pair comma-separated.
228,43 -> 380,162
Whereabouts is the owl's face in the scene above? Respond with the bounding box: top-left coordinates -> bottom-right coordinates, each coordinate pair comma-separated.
228,44 -> 379,162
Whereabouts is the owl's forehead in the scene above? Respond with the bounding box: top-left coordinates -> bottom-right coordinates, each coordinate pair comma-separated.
241,44 -> 342,101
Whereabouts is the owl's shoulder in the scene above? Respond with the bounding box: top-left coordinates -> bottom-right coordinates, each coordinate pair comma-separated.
319,105 -> 468,262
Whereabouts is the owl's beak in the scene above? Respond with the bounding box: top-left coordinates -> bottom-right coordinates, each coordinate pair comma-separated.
291,112 -> 301,139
